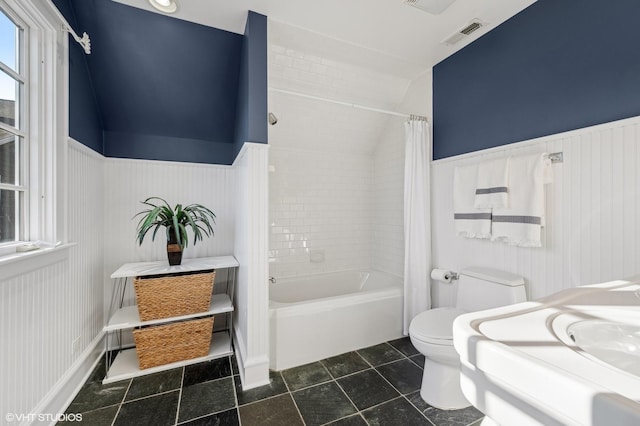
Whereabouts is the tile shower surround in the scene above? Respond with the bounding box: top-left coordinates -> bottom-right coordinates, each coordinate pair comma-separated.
59,338 -> 483,426
269,149 -> 374,278
268,27 -> 410,281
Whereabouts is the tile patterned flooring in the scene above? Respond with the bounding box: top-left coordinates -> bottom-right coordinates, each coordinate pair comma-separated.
58,338 -> 484,426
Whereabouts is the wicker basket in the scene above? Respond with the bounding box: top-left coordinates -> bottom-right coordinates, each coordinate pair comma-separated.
134,270 -> 215,321
133,316 -> 214,369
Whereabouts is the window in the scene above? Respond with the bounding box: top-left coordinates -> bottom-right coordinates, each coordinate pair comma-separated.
0,0 -> 68,256
0,7 -> 25,244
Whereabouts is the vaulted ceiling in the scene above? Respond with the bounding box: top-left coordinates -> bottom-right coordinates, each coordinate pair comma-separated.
114,0 -> 536,79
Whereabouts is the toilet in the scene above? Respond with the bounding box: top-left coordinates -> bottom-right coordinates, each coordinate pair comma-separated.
409,266 -> 526,410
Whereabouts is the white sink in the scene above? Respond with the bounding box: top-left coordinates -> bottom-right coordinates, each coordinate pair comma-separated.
568,320 -> 640,378
453,277 -> 640,426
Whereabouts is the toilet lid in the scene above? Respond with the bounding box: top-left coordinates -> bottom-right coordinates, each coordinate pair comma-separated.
410,308 -> 466,344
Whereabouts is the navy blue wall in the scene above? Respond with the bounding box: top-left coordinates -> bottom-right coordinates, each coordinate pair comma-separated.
233,11 -> 268,158
53,0 -> 104,154
433,0 -> 640,160
103,132 -> 233,164
57,0 -> 264,165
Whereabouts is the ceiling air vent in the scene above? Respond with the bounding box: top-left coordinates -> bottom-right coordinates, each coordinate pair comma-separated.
441,19 -> 485,45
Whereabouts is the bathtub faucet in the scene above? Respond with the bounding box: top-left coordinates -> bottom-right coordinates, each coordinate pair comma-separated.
269,276 -> 276,284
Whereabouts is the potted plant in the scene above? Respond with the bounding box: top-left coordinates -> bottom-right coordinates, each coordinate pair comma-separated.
134,197 -> 216,265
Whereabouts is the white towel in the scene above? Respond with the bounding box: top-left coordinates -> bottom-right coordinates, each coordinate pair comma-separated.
454,164 -> 491,239
474,157 -> 509,209
491,153 -> 551,247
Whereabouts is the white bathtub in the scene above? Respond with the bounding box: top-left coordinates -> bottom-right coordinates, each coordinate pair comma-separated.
269,270 -> 403,370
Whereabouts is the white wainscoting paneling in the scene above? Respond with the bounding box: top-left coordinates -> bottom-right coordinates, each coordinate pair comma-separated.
68,141 -> 106,357
0,139 -> 105,420
232,143 -> 270,390
1,259 -> 72,418
103,157 -> 235,314
431,116 -> 640,306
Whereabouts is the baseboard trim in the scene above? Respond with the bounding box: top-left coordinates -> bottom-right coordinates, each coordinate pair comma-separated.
233,325 -> 269,391
29,332 -> 104,426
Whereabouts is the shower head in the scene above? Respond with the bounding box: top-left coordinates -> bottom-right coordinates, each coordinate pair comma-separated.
268,112 -> 278,125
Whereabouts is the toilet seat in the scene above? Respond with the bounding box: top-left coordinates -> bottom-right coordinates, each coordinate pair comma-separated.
410,308 -> 466,345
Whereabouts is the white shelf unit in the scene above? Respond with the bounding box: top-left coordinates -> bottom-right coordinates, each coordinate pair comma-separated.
104,294 -> 233,332
103,255 -> 239,384
103,332 -> 233,384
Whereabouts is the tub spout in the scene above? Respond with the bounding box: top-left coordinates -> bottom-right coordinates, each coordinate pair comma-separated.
269,276 -> 276,284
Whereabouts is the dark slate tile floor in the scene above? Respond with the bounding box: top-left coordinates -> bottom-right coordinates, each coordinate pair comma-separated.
58,337 -> 484,426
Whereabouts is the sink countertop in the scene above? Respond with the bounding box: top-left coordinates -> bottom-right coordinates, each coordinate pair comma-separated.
453,276 -> 640,425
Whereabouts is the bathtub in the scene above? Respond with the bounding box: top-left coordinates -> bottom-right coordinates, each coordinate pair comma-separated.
269,270 -> 403,370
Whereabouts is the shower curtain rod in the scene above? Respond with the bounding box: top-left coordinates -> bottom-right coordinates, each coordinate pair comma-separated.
47,0 -> 91,54
269,87 -> 428,122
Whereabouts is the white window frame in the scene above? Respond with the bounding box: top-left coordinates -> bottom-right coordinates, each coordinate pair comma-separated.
0,0 -> 68,258
0,5 -> 28,246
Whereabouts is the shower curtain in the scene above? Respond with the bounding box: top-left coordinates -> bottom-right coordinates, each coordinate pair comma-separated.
403,118 -> 431,335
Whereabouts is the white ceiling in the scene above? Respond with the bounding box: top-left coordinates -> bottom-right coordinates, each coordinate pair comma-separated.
114,0 -> 536,77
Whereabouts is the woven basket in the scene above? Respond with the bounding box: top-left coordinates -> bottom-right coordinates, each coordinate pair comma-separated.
133,316 -> 214,369
134,270 -> 215,321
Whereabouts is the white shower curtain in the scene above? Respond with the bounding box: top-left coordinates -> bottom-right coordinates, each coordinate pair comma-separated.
403,118 -> 431,335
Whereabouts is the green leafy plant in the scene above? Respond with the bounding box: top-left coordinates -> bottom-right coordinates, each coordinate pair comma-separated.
134,197 -> 216,248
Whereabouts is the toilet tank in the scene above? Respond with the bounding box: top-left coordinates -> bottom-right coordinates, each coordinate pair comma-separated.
456,267 -> 526,312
